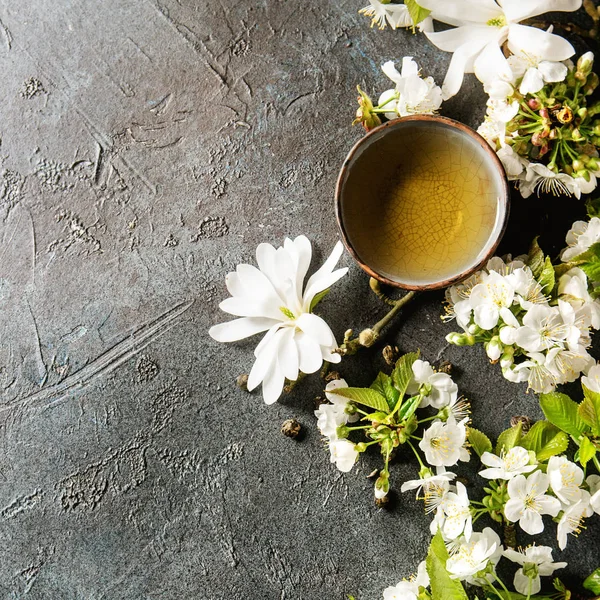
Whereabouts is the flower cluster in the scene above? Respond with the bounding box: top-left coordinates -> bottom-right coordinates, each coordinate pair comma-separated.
353,57 -> 442,131
478,52 -> 600,198
315,352 -> 470,500
209,236 -> 347,405
444,217 -> 600,393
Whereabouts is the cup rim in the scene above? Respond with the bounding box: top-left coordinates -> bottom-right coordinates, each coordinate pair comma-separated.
334,114 -> 511,291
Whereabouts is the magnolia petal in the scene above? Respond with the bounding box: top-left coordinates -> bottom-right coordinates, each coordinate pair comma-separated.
225,271 -> 245,297
262,361 -> 285,405
507,24 -> 575,62
303,267 -> 348,310
419,0 -> 501,26
247,329 -> 284,391
278,327 -> 299,382
320,344 -> 342,364
520,67 -> 545,94
425,25 -> 496,53
474,37 -> 512,85
209,317 -> 278,343
289,235 -> 312,296
501,0 -> 582,22
296,330 -> 323,374
296,312 -> 336,347
304,241 -> 345,293
219,296 -> 282,320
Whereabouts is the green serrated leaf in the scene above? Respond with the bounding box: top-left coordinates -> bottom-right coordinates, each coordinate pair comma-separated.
391,351 -> 419,403
397,395 -> 422,423
579,436 -> 597,466
581,384 -> 600,434
331,387 -> 389,413
309,288 -> 330,312
572,241 -> 600,264
539,392 -> 587,438
404,0 -> 431,26
496,422 -> 523,455
584,568 -> 600,594
520,421 -> 569,461
538,256 -> 555,294
526,236 -> 545,279
426,531 -> 468,600
467,427 -> 492,458
370,372 -> 400,411
581,261 -> 600,282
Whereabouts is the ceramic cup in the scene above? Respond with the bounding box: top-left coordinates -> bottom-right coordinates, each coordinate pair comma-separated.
335,115 -> 510,291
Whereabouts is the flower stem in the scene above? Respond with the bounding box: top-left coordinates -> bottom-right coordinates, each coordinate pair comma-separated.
406,440 -> 425,469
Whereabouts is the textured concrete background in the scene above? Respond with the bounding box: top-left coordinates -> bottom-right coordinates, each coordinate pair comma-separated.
0,1 -> 598,598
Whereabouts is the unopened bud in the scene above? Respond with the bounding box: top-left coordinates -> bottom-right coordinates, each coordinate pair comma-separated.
540,108 -> 550,119
548,128 -> 558,140
336,424 -> 350,439
446,332 -> 475,346
500,346 -> 515,369
585,73 -> 600,95
577,51 -> 594,76
578,107 -> 588,120
358,328 -> 376,347
528,98 -> 541,110
572,128 -> 585,142
356,442 -> 368,453
531,131 -> 544,146
573,159 -> 585,172
485,337 -> 503,362
576,169 -> 591,182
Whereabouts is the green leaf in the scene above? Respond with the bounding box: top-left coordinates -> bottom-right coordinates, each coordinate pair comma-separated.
538,256 -> 555,294
520,421 -> 569,461
572,241 -> 600,264
526,236 -> 545,279
584,568 -> 600,594
496,422 -> 523,455
467,427 -> 492,458
404,0 -> 431,26
581,260 -> 600,282
331,387 -> 389,413
580,384 -> 600,434
309,288 -> 330,312
426,531 -> 468,600
397,395 -> 422,423
578,436 -> 597,467
371,372 -> 399,411
391,351 -> 419,401
539,392 -> 587,438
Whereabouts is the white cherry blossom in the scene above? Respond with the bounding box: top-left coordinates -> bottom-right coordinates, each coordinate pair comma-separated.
469,271 -> 515,330
479,446 -> 536,480
209,237 -> 347,404
329,439 -> 359,473
547,456 -> 585,507
561,217 -> 600,262
419,417 -> 469,467
446,527 -> 502,581
587,474 -> 600,514
513,304 -> 569,353
314,379 -> 359,439
360,0 -> 433,31
507,50 -> 568,94
431,482 -> 472,540
557,493 -> 593,549
383,561 -> 429,600
582,363 -> 600,393
407,359 -> 458,409
504,471 -> 561,534
503,545 -> 567,595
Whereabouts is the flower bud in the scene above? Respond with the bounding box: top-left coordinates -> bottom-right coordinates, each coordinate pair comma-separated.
539,108 -> 550,119
572,128 -> 585,142
531,131 -> 544,146
382,344 -> 398,366
585,73 -> 600,95
500,346 -> 515,368
528,98 -> 541,110
538,143 -> 550,157
352,86 -> 381,131
358,328 -> 376,347
485,337 -> 503,362
345,403 -> 357,415
577,51 -> 594,76
578,107 -> 588,120
587,157 -> 599,171
355,442 -> 368,453
548,128 -> 558,140
576,169 -> 591,182
573,159 -> 585,172
446,332 -> 475,346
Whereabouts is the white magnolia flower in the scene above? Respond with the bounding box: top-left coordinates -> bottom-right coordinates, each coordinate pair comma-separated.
505,471 -> 561,534
329,438 -> 359,473
557,493 -> 593,549
508,50 -> 568,94
383,561 -> 429,600
587,474 -> 600,514
446,527 -> 502,581
314,379 -> 359,439
548,455 -> 585,507
479,446 -> 536,480
469,271 -> 515,330
431,481 -> 472,540
360,0 -> 433,31
582,364 -> 600,393
519,163 -> 588,198
407,359 -> 458,409
209,237 -> 347,404
379,58 -> 443,117
420,417 -> 469,467
417,0 -> 580,98
503,545 -> 567,595
562,217 -> 600,262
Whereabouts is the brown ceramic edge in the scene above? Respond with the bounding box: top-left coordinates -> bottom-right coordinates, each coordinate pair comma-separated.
334,114 -> 511,292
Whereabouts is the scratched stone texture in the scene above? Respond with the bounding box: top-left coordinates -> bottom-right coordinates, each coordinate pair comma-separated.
0,1 -> 599,599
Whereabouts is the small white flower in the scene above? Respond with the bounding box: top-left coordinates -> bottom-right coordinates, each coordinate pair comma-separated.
587,474 -> 600,514
443,272 -> 485,328
431,481 -> 472,540
401,468 -> 456,496
503,545 -> 567,595
557,493 -> 593,549
507,50 -> 568,94
420,417 -> 469,467
469,271 -> 515,330
328,439 -> 358,473
407,359 -> 458,409
446,527 -> 502,582
547,455 -> 584,507
381,58 -> 443,117
209,237 -> 347,405
359,0 -> 413,30
383,561 -> 429,600
497,145 -> 528,179
562,217 -> 600,262
479,446 -> 536,480
507,267 -> 548,309
504,471 -> 561,534
557,268 -> 600,329
519,163 -> 587,198
314,379 -> 359,439
582,363 -> 600,393
513,304 -> 569,353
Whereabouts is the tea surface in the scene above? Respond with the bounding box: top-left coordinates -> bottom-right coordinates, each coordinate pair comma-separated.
342,123 -> 503,286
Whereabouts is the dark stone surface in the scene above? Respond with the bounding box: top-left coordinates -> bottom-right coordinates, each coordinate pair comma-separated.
0,1 -> 598,598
